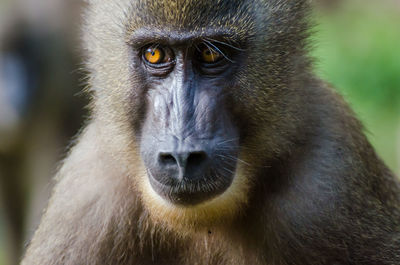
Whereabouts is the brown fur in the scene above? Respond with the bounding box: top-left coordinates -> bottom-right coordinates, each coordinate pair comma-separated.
22,0 -> 400,264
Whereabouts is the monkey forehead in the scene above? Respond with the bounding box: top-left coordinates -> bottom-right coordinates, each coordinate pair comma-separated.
126,0 -> 256,37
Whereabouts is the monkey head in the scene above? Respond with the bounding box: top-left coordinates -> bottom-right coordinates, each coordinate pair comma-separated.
84,0 -> 310,230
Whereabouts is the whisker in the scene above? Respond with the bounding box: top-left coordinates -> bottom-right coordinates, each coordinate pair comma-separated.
194,43 -> 201,52
236,157 -> 251,166
221,166 -> 235,175
203,40 -> 234,63
216,138 -> 239,146
216,154 -> 252,167
203,42 -> 216,61
204,37 -> 246,52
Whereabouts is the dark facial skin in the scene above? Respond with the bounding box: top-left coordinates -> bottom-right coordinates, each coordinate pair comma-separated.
135,32 -> 243,205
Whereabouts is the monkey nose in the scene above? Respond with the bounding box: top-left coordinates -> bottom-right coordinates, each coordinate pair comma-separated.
157,150 -> 208,180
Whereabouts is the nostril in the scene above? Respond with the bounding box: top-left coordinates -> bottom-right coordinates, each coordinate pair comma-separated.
159,153 -> 177,165
155,150 -> 209,181
187,151 -> 207,167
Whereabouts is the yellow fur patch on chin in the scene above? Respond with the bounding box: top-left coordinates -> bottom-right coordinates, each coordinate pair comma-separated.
138,162 -> 250,233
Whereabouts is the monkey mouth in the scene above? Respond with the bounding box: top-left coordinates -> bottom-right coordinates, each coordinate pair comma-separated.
147,170 -> 233,206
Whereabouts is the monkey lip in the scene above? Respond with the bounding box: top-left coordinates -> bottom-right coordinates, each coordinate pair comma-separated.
147,170 -> 232,206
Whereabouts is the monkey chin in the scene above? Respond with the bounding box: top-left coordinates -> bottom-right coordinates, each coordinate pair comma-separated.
138,161 -> 250,235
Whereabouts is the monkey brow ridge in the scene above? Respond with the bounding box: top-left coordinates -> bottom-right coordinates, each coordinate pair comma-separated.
126,27 -> 245,48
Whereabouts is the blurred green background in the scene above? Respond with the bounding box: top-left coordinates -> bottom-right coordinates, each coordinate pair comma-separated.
312,0 -> 400,174
0,0 -> 399,264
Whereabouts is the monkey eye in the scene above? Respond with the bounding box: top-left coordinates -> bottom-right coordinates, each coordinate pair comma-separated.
143,45 -> 173,65
199,46 -> 223,64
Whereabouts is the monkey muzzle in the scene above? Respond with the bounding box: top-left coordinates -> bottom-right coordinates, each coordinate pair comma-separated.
142,137 -> 239,206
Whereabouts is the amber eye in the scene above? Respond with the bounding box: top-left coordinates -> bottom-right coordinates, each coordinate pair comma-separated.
144,46 -> 164,64
200,47 -> 222,63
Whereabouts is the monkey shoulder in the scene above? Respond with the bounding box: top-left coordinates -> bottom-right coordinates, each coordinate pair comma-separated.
22,122 -> 146,265
267,81 -> 400,263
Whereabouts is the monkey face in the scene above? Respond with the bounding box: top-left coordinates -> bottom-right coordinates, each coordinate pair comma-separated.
123,29 -> 255,228
137,40 -> 242,206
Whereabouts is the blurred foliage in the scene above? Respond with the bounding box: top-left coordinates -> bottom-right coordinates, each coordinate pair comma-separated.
312,0 -> 400,173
